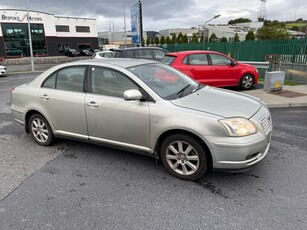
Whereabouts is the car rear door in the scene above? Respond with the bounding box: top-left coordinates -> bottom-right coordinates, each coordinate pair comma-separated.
85,66 -> 150,151
39,66 -> 88,139
181,54 -> 213,85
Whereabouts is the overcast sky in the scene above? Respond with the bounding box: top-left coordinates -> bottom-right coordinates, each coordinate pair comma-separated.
0,0 -> 306,32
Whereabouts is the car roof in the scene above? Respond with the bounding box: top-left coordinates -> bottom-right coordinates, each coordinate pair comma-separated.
165,50 -> 221,56
74,58 -> 158,68
118,47 -> 166,51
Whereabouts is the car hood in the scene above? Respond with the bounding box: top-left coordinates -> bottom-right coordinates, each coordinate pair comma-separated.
171,86 -> 262,118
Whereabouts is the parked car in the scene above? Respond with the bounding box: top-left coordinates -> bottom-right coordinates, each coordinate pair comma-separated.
79,49 -> 93,56
11,59 -> 272,180
114,47 -> 168,61
0,65 -> 6,76
161,50 -> 259,90
64,49 -> 80,57
91,50 -> 115,59
90,49 -> 100,53
6,48 -> 23,57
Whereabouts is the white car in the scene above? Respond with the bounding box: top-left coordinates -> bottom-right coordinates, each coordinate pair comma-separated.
0,65 -> 6,76
11,59 -> 272,180
91,51 -> 114,59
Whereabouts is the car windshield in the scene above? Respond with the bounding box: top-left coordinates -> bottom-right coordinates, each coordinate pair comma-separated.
127,63 -> 202,100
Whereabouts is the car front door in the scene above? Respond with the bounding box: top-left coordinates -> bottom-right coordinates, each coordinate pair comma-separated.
208,53 -> 240,87
183,54 -> 213,85
39,66 -> 88,140
85,66 -> 150,152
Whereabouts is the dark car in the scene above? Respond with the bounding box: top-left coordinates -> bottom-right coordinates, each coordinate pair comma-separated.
79,49 -> 93,56
114,47 -> 168,61
64,49 -> 80,57
6,48 -> 23,57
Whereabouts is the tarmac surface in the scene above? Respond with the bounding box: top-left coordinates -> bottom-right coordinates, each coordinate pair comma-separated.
3,62 -> 307,109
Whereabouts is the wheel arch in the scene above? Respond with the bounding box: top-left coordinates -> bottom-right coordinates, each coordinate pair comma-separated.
155,129 -> 213,171
25,110 -> 45,133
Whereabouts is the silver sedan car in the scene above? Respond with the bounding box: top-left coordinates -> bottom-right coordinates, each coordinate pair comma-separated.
11,59 -> 272,180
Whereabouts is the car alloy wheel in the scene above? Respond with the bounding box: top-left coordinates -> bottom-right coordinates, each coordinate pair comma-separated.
29,114 -> 54,146
240,74 -> 254,90
160,134 -> 208,180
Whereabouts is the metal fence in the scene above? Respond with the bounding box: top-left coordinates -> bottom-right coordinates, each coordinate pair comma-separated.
163,38 -> 307,63
270,62 -> 307,84
162,38 -> 307,84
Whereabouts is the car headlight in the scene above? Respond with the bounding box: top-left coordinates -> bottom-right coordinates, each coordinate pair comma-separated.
219,118 -> 257,137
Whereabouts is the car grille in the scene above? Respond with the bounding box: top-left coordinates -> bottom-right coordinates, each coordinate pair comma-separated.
260,112 -> 271,135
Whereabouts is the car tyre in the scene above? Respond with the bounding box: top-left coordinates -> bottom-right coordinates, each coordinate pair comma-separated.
160,134 -> 208,181
29,114 -> 54,146
240,74 -> 254,90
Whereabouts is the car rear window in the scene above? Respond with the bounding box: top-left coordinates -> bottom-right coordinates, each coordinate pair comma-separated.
161,56 -> 176,65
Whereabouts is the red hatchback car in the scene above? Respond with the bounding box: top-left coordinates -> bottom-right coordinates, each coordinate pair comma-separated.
161,50 -> 259,90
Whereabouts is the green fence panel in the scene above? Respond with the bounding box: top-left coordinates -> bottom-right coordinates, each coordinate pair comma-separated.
163,38 -> 307,64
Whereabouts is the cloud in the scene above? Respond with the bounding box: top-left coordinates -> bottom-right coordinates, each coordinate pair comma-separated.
0,0 -> 306,32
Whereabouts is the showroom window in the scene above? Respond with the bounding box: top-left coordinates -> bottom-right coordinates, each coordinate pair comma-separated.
1,23 -> 47,57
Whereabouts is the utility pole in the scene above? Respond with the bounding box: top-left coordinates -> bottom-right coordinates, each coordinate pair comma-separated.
27,0 -> 35,71
139,0 -> 143,46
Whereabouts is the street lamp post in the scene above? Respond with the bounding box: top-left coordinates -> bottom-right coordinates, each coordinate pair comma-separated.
27,0 -> 35,71
202,14 -> 221,50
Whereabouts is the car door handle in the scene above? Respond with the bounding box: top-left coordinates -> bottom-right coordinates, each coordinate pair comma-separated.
86,101 -> 98,107
40,94 -> 49,100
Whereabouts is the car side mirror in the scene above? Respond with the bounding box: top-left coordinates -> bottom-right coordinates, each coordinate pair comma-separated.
124,89 -> 143,101
230,60 -> 237,66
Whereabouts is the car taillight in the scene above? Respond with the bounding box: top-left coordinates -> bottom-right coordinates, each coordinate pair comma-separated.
10,87 -> 15,100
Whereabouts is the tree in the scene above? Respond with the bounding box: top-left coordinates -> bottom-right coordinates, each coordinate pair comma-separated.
166,36 -> 172,44
209,33 -> 217,42
182,34 -> 188,43
171,34 -> 177,43
154,36 -> 160,45
228,18 -> 252,25
160,35 -> 166,44
146,37 -> 150,46
177,32 -> 184,43
234,33 -> 240,42
245,30 -> 255,41
221,37 -> 228,42
256,24 -> 290,40
191,34 -> 198,43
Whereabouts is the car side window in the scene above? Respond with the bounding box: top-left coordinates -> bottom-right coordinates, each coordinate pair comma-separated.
209,54 -> 232,66
125,50 -> 136,58
137,49 -> 153,59
91,67 -> 138,98
42,73 -> 56,88
42,67 -> 86,92
186,54 -> 208,65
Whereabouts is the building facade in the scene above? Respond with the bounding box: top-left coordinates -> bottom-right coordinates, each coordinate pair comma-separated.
0,9 -> 99,58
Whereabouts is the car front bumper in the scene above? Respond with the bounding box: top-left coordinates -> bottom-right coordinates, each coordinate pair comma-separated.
206,130 -> 271,170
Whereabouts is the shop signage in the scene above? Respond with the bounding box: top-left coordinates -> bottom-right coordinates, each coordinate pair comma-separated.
1,14 -> 43,22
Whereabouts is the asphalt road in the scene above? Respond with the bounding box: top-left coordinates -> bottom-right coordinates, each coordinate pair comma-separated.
0,73 -> 306,230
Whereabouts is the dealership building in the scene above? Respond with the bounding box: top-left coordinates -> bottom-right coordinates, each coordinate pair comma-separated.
0,9 -> 99,58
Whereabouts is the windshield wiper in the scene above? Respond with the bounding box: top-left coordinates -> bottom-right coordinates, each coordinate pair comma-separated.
192,83 -> 205,92
176,84 -> 191,98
